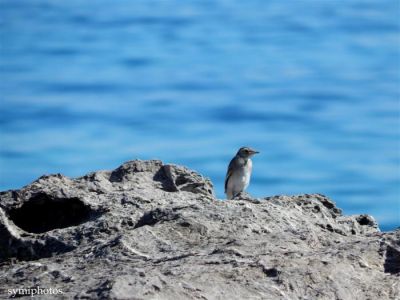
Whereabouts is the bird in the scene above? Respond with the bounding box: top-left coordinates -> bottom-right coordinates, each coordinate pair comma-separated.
225,147 -> 259,200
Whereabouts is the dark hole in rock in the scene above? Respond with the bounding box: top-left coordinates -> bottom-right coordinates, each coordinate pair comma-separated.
313,205 -> 321,213
326,224 -> 334,232
263,267 -> 279,277
153,285 -> 161,292
8,194 -> 93,233
179,221 -> 191,227
356,215 -> 374,226
384,245 -> 400,274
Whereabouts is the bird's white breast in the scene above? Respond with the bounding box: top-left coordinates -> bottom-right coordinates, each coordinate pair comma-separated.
228,158 -> 252,192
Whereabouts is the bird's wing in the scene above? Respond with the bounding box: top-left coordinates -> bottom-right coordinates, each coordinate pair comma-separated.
224,157 -> 237,193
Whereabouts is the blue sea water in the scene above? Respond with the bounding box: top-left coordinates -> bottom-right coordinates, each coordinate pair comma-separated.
0,0 -> 399,231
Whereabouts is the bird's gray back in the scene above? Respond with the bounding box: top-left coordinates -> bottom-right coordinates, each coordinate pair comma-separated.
225,155 -> 245,192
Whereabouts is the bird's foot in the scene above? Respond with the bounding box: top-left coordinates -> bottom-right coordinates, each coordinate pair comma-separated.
231,192 -> 260,203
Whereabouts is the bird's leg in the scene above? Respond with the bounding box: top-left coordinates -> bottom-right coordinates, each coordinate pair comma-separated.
233,191 -> 241,199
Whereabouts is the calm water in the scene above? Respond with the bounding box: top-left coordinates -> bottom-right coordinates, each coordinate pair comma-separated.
1,0 -> 399,231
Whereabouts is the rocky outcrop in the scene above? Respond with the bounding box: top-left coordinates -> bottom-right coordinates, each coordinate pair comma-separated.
0,160 -> 398,299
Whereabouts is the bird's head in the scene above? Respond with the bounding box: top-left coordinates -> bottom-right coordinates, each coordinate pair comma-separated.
237,147 -> 259,158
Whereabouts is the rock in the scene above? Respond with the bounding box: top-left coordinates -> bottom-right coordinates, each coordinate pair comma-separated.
0,160 -> 398,300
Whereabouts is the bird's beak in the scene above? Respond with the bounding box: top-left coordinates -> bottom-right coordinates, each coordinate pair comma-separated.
250,149 -> 260,154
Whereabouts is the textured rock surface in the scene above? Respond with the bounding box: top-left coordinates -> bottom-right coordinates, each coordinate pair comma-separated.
0,160 -> 398,299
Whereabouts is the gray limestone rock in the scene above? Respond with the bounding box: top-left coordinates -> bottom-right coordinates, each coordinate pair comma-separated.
0,160 -> 398,299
